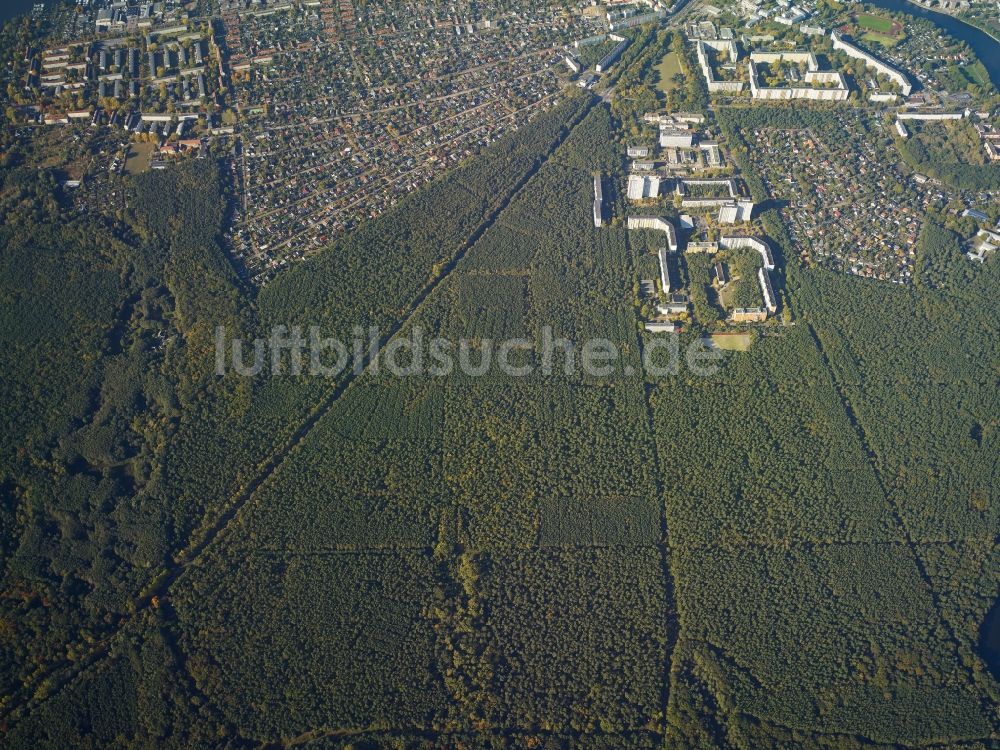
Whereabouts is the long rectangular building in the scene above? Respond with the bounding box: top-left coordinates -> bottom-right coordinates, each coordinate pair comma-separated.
758,266 -> 777,313
609,10 -> 666,32
658,246 -> 672,294
596,37 -> 630,73
593,175 -> 603,228
627,216 -> 679,253
897,111 -> 965,121
831,31 -> 912,96
719,236 -> 774,269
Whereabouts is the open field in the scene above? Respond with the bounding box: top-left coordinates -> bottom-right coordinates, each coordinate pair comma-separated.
862,30 -> 902,47
656,50 -> 683,94
709,332 -> 754,351
124,142 -> 154,175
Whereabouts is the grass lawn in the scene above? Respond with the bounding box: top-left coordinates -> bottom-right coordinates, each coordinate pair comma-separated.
708,332 -> 754,351
862,31 -> 901,47
655,51 -> 683,95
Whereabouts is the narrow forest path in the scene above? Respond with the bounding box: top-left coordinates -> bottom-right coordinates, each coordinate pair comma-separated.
623,229 -> 682,740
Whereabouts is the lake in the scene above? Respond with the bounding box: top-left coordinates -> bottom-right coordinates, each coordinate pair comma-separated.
867,0 -> 1000,88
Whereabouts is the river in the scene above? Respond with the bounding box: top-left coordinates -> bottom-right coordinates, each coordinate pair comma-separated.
1,0 -> 45,27
867,0 -> 1000,89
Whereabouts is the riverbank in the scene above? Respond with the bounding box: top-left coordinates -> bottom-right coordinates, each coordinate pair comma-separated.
898,0 -> 1000,45
867,0 -> 1000,88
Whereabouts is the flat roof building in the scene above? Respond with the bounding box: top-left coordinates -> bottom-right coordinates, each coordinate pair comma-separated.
628,174 -> 661,201
732,307 -> 768,323
897,111 -> 965,121
658,246 -> 672,294
645,321 -> 679,333
758,266 -> 777,313
697,39 -> 745,93
715,262 -> 728,286
596,37 -> 630,73
627,216 -> 679,253
719,236 -> 773,269
831,31 -> 912,96
747,52 -> 849,101
718,199 -> 754,224
593,175 -> 603,228
660,128 -> 694,148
